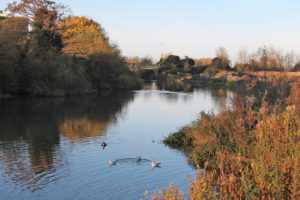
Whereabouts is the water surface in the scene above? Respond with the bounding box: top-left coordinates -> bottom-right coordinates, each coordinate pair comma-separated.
0,82 -> 232,199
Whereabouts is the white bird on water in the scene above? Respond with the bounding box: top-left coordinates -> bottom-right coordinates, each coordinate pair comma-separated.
109,160 -> 117,167
152,161 -> 161,168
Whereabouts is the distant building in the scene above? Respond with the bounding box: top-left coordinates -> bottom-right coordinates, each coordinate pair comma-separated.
0,14 -> 10,21
126,62 -> 139,70
126,62 -> 159,71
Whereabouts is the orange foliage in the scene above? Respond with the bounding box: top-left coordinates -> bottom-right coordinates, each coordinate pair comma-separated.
154,82 -> 300,199
287,84 -> 300,110
57,16 -> 113,57
194,58 -> 213,66
59,118 -> 108,140
152,184 -> 185,200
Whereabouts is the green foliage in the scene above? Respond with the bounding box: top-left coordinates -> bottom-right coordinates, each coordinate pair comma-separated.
164,127 -> 193,149
85,53 -> 142,90
158,55 -> 196,74
162,55 -> 182,68
159,55 -> 183,74
19,52 -> 92,96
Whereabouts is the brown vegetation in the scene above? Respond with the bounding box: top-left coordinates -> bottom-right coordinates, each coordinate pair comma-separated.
159,79 -> 300,199
194,58 -> 213,66
158,46 -> 300,79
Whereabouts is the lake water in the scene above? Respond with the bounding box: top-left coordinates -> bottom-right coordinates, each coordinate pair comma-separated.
0,82 -> 232,200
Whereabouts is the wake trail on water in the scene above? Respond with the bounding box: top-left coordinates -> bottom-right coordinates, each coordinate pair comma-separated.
112,158 -> 153,166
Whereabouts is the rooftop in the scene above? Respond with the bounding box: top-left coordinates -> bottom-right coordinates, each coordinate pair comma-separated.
0,14 -> 10,20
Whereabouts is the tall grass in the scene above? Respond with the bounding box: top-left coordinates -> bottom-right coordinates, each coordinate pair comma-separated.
158,80 -> 300,199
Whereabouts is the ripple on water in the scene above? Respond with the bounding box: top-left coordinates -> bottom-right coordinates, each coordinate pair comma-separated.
0,142 -> 68,196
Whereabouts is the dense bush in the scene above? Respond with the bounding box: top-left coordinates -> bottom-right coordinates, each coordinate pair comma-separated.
139,69 -> 156,81
190,66 -> 208,74
158,55 -> 195,74
85,53 -> 142,90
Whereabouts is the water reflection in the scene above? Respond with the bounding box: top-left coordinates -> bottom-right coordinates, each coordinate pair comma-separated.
209,89 -> 233,110
59,118 -> 109,141
156,78 -> 193,93
0,92 -> 134,193
144,81 -> 231,106
155,77 -> 233,107
141,81 -> 193,104
0,83 -> 234,200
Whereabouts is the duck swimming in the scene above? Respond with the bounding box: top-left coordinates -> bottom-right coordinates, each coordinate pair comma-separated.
109,160 -> 117,167
151,161 -> 161,168
101,142 -> 107,149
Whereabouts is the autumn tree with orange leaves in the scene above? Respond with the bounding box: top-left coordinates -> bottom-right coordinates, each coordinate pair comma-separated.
58,16 -> 117,57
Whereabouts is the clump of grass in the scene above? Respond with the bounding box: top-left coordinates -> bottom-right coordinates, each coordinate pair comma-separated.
152,185 -> 185,200
163,126 -> 193,149
287,83 -> 300,110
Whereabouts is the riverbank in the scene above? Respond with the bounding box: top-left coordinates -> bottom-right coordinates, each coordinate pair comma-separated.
159,71 -> 300,104
184,71 -> 300,89
156,77 -> 300,199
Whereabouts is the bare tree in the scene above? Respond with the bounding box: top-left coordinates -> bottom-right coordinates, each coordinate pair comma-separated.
215,47 -> 230,69
5,0 -> 70,23
255,45 -> 270,79
237,48 -> 249,65
215,47 -> 229,62
140,57 -> 153,66
285,50 -> 295,69
274,48 -> 284,69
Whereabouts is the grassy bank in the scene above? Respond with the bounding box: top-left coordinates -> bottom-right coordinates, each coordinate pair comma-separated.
184,71 -> 300,90
184,78 -> 244,90
154,78 -> 300,199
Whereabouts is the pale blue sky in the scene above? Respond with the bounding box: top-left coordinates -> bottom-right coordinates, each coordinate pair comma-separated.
1,0 -> 300,61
